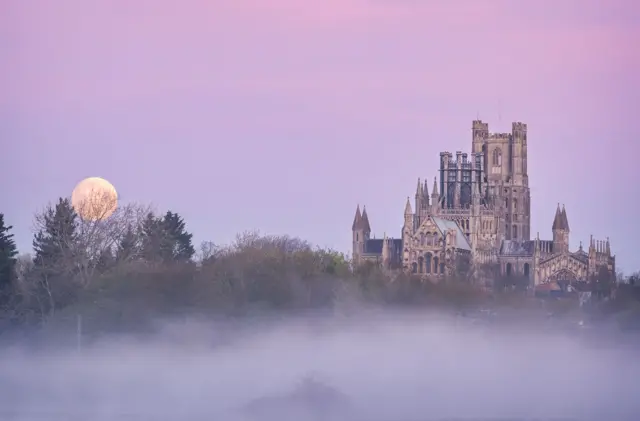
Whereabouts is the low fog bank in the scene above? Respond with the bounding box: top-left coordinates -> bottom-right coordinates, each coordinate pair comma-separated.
1,310 -> 639,420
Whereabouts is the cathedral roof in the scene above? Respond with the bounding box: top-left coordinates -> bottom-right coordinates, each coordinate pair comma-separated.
361,207 -> 371,232
500,240 -> 536,256
561,206 -> 570,231
352,205 -> 371,232
552,204 -> 569,231
551,203 -> 569,231
572,251 -> 588,264
431,217 -> 471,251
364,238 -> 402,254
552,204 -> 562,230
352,205 -> 362,230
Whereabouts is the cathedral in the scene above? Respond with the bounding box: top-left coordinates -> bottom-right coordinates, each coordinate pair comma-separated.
351,120 -> 615,286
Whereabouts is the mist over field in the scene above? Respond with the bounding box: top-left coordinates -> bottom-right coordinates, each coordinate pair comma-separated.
1,310 -> 638,421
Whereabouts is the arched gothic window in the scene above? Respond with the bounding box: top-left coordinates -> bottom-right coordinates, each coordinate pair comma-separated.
512,224 -> 518,239
492,148 -> 502,166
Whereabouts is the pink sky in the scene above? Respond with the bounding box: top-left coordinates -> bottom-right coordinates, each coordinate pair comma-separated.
2,0 -> 639,271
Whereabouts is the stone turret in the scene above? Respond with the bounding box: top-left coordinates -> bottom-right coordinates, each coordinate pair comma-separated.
430,177 -> 439,215
404,197 -> 414,232
552,204 -> 570,253
381,232 -> 389,268
352,204 -> 371,264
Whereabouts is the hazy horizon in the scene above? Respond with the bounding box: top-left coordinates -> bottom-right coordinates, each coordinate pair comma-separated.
1,310 -> 639,420
2,0 -> 639,271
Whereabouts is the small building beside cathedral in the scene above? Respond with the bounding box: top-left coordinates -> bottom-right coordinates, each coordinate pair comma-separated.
351,120 -> 615,287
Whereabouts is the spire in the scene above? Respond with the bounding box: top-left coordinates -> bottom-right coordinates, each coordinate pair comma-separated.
431,176 -> 439,197
381,232 -> 389,262
361,206 -> 371,232
423,179 -> 429,197
415,178 -> 422,198
552,203 -> 563,230
404,196 -> 412,215
352,204 -> 362,230
561,205 -> 570,231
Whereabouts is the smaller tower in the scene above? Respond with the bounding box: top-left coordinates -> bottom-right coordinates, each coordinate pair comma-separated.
381,232 -> 389,269
552,204 -> 570,253
361,206 -> 372,235
422,179 -> 430,210
588,235 -> 597,275
403,197 -> 414,232
430,177 -> 440,215
472,119 -> 489,155
352,205 -> 371,265
415,178 -> 423,225
352,205 -> 364,264
402,197 -> 414,268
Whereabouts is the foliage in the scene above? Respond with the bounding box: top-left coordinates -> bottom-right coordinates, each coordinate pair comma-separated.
139,211 -> 195,263
27,199 -> 80,319
116,226 -> 139,262
2,197 -> 637,337
32,198 -> 78,278
0,213 -> 18,293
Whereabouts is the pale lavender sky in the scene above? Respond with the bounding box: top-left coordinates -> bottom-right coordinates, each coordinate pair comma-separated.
2,0 -> 639,272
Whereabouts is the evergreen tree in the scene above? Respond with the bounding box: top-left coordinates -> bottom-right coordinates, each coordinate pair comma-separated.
116,226 -> 139,262
32,198 -> 78,276
29,198 -> 79,315
0,213 -> 18,290
139,212 -> 164,262
139,211 -> 195,263
161,211 -> 195,262
94,247 -> 115,274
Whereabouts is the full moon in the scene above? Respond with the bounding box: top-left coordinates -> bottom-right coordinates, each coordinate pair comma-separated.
71,177 -> 118,221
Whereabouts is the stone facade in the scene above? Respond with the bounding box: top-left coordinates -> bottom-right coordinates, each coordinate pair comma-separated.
351,120 -> 615,286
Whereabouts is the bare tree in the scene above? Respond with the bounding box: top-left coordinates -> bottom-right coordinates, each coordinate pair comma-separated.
197,241 -> 222,264
66,188 -> 152,285
20,192 -> 153,323
0,253 -> 34,323
13,253 -> 33,287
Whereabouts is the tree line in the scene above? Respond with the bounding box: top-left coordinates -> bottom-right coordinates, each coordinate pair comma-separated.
0,198 -> 639,336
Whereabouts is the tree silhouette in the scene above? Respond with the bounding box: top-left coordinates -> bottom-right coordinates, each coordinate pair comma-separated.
0,213 -> 18,292
161,211 -> 195,262
116,226 -> 139,262
30,198 -> 79,317
139,211 -> 195,263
